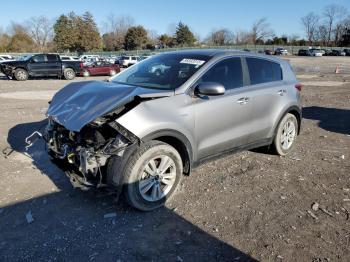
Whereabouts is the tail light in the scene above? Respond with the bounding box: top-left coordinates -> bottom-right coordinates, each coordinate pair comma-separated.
295,83 -> 302,91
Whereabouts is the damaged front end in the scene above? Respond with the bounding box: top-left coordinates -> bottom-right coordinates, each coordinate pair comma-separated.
44,112 -> 139,190
0,63 -> 14,78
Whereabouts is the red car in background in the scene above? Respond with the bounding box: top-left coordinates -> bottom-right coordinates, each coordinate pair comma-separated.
81,61 -> 120,77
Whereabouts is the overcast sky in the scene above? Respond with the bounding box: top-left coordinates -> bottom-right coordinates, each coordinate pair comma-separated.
1,0 -> 349,39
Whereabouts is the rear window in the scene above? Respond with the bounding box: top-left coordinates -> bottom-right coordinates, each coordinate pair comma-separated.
246,57 -> 282,85
47,54 -> 59,62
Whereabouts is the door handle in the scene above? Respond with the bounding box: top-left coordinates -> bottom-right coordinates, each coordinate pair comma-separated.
277,89 -> 286,96
237,97 -> 249,105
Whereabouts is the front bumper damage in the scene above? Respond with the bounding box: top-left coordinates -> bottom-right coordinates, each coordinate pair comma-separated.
43,116 -> 139,190
0,64 -> 14,78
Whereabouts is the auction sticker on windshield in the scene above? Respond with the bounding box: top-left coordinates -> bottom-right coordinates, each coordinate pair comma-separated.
180,58 -> 205,67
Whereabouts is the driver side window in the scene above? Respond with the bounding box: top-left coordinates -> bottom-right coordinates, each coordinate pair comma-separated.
198,57 -> 243,91
32,55 -> 46,63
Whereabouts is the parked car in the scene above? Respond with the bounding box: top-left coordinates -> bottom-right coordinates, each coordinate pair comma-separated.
0,54 -> 82,81
0,55 -> 15,64
42,50 -> 302,211
60,55 -> 80,61
119,55 -> 140,67
80,55 -> 100,61
274,48 -> 288,55
81,61 -> 120,76
298,49 -> 311,56
309,49 -> 323,57
264,50 -> 274,55
322,49 -> 332,56
331,50 -> 346,56
344,49 -> 350,56
0,54 -> 14,60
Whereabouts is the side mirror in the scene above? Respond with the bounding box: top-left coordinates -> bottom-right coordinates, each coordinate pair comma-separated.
195,82 -> 225,96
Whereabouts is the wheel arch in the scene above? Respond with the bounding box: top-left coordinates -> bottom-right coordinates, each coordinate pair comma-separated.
142,129 -> 193,175
273,105 -> 302,137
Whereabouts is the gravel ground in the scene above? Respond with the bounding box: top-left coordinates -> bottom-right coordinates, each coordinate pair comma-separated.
0,57 -> 349,261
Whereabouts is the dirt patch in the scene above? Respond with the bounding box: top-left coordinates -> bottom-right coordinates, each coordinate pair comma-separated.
301,80 -> 344,87
0,71 -> 349,261
0,90 -> 56,100
296,74 -> 319,79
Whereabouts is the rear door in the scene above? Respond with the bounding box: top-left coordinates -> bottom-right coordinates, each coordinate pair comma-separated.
46,54 -> 61,76
242,57 -> 287,143
100,62 -> 111,75
27,54 -> 46,76
194,57 -> 256,159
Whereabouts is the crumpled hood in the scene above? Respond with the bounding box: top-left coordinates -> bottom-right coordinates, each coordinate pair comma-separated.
47,81 -> 172,131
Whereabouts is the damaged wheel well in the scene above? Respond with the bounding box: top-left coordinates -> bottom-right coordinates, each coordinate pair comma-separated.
143,132 -> 192,175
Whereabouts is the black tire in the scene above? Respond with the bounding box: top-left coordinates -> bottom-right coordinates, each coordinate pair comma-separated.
14,68 -> 28,81
121,140 -> 183,211
272,113 -> 298,156
63,68 -> 75,80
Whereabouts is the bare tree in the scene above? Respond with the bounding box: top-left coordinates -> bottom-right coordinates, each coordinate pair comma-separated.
301,12 -> 319,44
234,29 -> 251,44
103,14 -> 134,50
26,16 -> 53,51
315,25 -> 328,45
147,29 -> 159,43
208,28 -> 234,45
167,23 -> 177,36
323,4 -> 346,45
250,18 -> 274,44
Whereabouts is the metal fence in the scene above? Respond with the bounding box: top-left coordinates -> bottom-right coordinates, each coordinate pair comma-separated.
1,44 -> 349,57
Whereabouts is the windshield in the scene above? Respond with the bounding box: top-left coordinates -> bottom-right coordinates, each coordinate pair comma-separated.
17,55 -> 33,61
112,53 -> 210,90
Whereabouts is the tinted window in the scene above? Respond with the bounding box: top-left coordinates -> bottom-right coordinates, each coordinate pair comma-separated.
198,57 -> 243,90
246,58 -> 282,85
32,55 -> 45,63
47,54 -> 59,62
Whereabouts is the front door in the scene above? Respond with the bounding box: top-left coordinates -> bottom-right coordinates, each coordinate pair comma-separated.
194,57 -> 254,159
27,54 -> 46,76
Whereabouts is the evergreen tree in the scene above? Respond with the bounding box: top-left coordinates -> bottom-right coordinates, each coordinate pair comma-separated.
79,12 -> 102,51
53,12 -> 101,52
175,22 -> 196,46
53,14 -> 77,52
124,26 -> 148,50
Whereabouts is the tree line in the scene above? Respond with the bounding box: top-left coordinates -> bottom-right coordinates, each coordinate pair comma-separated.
0,4 -> 349,53
301,4 -> 349,46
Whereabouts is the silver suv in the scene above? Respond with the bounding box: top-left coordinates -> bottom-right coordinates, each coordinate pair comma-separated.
44,50 -> 302,211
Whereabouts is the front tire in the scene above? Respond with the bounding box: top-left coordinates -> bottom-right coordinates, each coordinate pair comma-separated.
122,141 -> 183,211
14,68 -> 28,81
272,113 -> 298,156
63,68 -> 75,80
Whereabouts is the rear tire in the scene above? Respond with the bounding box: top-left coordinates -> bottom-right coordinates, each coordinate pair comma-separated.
14,68 -> 28,81
272,113 -> 298,156
122,141 -> 183,211
63,68 -> 75,80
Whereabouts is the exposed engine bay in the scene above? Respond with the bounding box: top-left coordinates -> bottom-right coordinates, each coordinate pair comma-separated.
44,107 -> 139,189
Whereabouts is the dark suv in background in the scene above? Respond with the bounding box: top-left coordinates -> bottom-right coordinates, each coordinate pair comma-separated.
0,54 -> 82,81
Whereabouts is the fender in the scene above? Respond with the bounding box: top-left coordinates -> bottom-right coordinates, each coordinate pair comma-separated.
142,129 -> 194,174
272,105 -> 302,137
